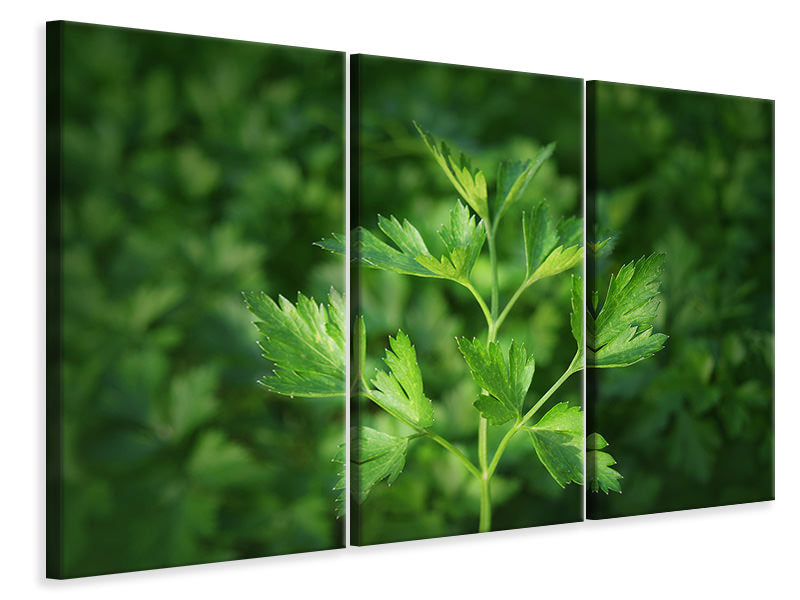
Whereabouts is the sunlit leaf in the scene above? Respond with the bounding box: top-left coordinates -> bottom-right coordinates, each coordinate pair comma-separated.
244,287 -> 345,397
353,426 -> 409,503
493,142 -> 555,224
523,202 -> 582,284
526,402 -> 583,488
414,122 -> 489,221
457,338 -> 534,425
588,253 -> 667,368
370,330 -> 433,428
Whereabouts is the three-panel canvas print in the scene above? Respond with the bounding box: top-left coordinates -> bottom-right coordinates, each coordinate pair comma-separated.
47,21 -> 774,578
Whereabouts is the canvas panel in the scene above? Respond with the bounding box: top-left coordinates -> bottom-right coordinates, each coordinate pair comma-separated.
585,81 -> 774,518
351,54 -> 584,545
46,21 -> 346,578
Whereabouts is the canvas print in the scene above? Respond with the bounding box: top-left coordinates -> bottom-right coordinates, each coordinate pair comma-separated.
350,55 -> 585,545
586,81 -> 774,518
46,21 -> 345,578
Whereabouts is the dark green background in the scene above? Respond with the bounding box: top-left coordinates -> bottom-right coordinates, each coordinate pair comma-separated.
588,82 -> 774,518
50,22 -> 344,577
353,55 -> 583,544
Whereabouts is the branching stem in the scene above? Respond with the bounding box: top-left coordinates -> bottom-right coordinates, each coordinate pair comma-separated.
486,353 -> 581,479
478,220 -> 501,532
359,390 -> 481,481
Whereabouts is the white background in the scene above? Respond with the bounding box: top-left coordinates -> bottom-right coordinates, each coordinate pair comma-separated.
2,1 -> 797,598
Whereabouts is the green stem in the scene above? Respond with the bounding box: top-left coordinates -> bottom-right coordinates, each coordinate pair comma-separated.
462,281 -> 493,331
424,430 -> 482,480
485,226 -> 499,322
478,416 -> 489,471
479,475 -> 491,533
485,354 -> 581,479
477,220 -> 501,533
494,279 -> 531,333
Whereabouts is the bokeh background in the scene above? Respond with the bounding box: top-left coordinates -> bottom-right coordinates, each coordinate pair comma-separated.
588,82 -> 774,518
353,56 -> 583,544
52,22 -> 344,577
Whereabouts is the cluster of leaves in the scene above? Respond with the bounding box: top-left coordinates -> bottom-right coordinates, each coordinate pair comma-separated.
58,23 -> 344,577
245,117 -> 666,537
589,82 -> 773,517
351,124 -> 590,506
351,126 -> 668,513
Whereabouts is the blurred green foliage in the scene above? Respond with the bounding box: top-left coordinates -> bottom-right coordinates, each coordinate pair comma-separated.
55,22 -> 344,577
588,83 -> 774,517
354,56 -> 583,543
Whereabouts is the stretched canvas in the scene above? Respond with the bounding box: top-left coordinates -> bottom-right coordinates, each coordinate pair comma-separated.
351,55 -> 584,545
585,81 -> 774,518
46,21 -> 345,578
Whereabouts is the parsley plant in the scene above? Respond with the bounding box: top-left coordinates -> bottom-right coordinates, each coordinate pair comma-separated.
244,124 -> 667,531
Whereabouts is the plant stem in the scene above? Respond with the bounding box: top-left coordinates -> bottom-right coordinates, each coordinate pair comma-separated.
479,475 -> 492,533
477,220 -> 501,532
358,390 -> 482,481
424,430 -> 482,480
485,226 -> 499,322
462,281 -> 493,331
494,278 -> 531,333
485,353 -> 581,479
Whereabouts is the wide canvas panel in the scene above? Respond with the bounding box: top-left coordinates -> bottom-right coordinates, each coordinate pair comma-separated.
586,81 -> 774,518
351,55 -> 584,545
47,21 -> 345,578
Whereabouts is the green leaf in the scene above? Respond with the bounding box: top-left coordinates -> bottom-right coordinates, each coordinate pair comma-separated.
414,200 -> 486,281
354,315 -> 367,389
244,287 -> 345,398
358,205 -> 485,283
526,402 -> 583,488
522,202 -> 582,284
570,274 -> 584,355
588,253 -> 668,368
314,233 -> 346,255
586,432 -> 608,450
493,142 -> 555,225
370,330 -> 434,428
357,217 -> 437,278
414,122 -> 489,221
457,338 -> 534,425
588,227 -> 618,258
353,426 -> 409,503
588,449 -> 623,494
332,442 -> 346,518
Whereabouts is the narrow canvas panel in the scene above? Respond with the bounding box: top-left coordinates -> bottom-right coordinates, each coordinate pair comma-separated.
585,81 -> 774,518
46,21 -> 345,578
351,55 -> 584,545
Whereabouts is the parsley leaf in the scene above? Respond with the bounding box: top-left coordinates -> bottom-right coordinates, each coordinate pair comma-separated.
370,330 -> 434,428
457,338 -> 535,425
353,426 -> 409,503
522,202 -> 583,285
586,433 -> 622,494
358,203 -> 485,284
570,274 -> 584,359
243,287 -> 345,398
526,402 -> 583,488
414,200 -> 486,281
493,143 -> 555,225
314,233 -> 346,256
414,122 -> 489,221
357,216 -> 437,277
587,432 -> 623,494
332,442 -> 346,518
588,252 -> 668,368
588,226 -> 618,258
